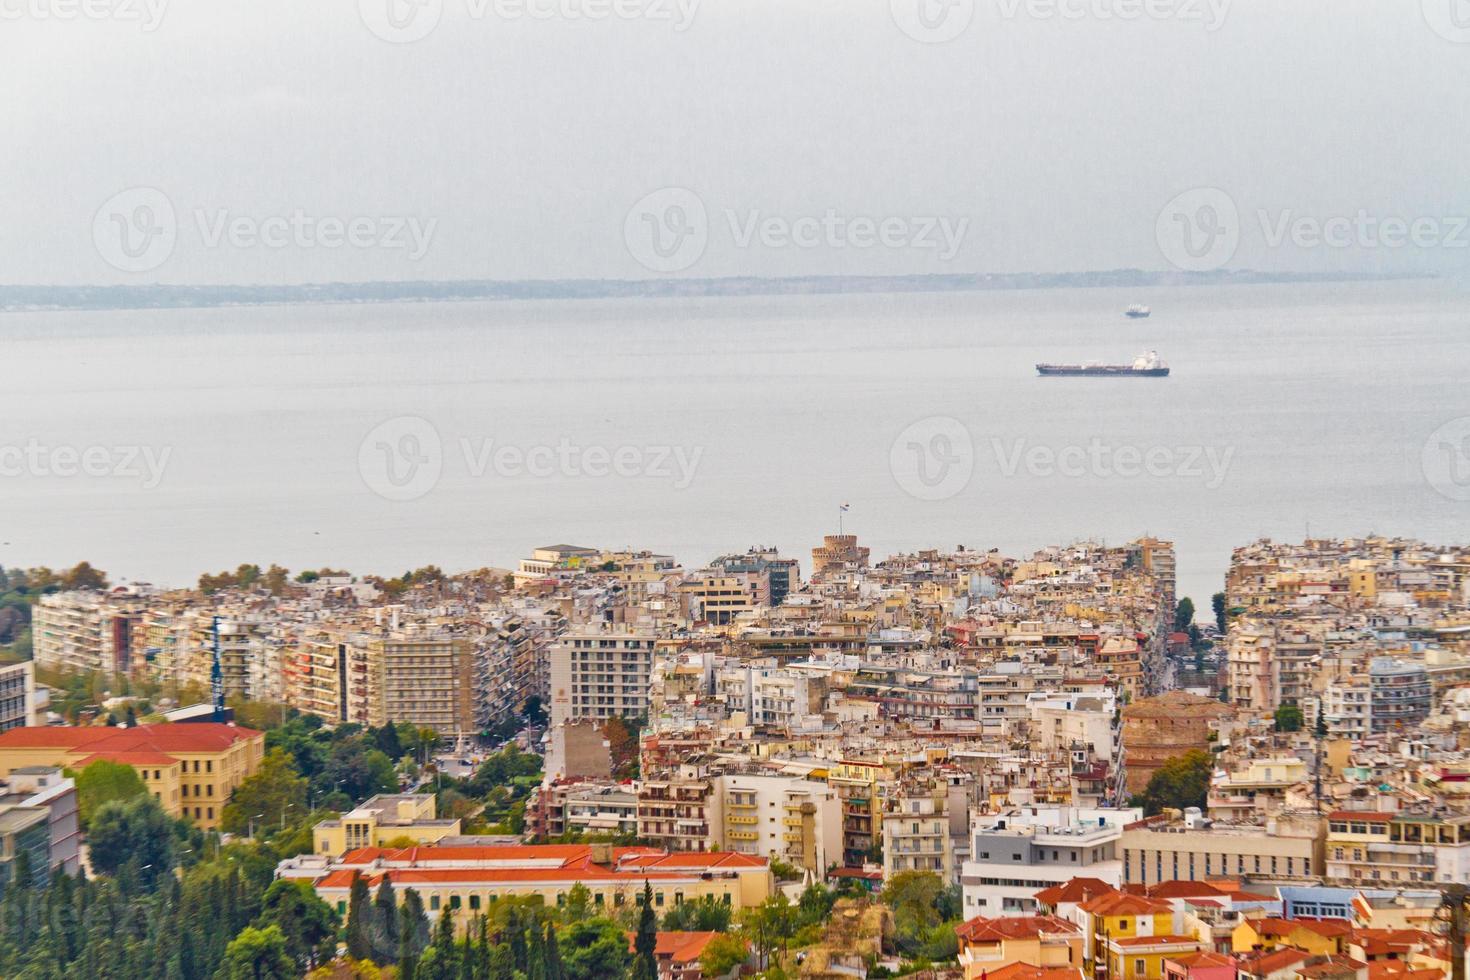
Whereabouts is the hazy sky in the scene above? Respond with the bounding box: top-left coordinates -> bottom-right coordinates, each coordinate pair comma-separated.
4,0 -> 1468,285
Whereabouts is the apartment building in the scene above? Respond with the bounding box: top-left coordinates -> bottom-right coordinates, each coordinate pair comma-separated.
715,772 -> 840,876
33,591 -> 138,676
640,766 -> 716,852
0,663 -> 37,733
0,767 -> 79,876
829,759 -> 894,867
961,809 -> 1127,918
679,570 -> 769,626
1324,808 -> 1470,886
711,548 -> 801,606
548,625 -> 657,724
1369,658 -> 1431,733
883,784 -> 955,882
0,806 -> 51,899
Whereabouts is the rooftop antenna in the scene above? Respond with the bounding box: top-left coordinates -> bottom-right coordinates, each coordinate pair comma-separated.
211,615 -> 225,722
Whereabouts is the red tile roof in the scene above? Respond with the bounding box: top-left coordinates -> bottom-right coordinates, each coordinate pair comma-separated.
1079,892 -> 1175,917
629,932 -> 723,964
0,723 -> 260,757
1033,877 -> 1117,906
980,964 -> 1085,980
956,915 -> 1078,944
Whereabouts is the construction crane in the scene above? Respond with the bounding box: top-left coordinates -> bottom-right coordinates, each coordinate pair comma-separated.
210,615 -> 225,722
1436,884 -> 1468,980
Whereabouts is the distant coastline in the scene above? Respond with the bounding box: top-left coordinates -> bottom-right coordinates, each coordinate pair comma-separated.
0,269 -> 1426,313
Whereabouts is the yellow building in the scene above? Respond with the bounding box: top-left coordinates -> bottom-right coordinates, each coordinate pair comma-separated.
828,759 -> 893,867
0,723 -> 264,830
1077,892 -> 1206,980
313,793 -> 462,856
1231,917 -> 1351,957
288,843 -> 773,932
956,915 -> 1083,980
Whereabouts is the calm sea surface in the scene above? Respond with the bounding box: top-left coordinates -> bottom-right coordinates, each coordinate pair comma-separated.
4,278 -> 1469,606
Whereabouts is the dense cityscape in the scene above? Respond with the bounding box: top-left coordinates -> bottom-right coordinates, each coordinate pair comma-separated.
0,531 -> 1463,978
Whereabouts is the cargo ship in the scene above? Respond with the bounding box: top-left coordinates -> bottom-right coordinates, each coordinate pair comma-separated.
1037,350 -> 1170,377
1125,304 -> 1151,318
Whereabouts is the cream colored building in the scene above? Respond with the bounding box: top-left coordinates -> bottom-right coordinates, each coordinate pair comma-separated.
1120,811 -> 1322,886
715,772 -> 840,876
548,624 -> 657,724
882,784 -> 954,881
313,794 -> 461,856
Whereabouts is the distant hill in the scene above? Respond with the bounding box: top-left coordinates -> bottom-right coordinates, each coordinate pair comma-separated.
0,269 -> 1416,313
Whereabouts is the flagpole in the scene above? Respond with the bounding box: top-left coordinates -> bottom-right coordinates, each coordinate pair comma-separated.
839,505 -> 843,537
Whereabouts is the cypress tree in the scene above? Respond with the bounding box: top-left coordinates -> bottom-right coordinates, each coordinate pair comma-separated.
346,873 -> 373,961
488,943 -> 515,980
398,901 -> 421,980
374,876 -> 399,962
543,921 -> 564,980
507,908 -> 527,973
631,882 -> 658,980
525,917 -> 546,980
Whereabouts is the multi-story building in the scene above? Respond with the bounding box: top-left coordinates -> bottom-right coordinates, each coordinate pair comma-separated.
0,723 -> 264,830
1324,808 -> 1470,886
0,662 -> 37,732
960,809 -> 1128,918
883,783 -> 955,882
829,758 -> 893,867
639,765 -> 715,852
33,591 -> 139,676
1369,658 -> 1431,733
679,570 -> 769,626
1119,811 -> 1322,887
0,767 -> 78,876
715,772 -> 840,876
711,548 -> 801,607
312,794 -> 461,856
548,625 -> 657,724
282,843 -> 774,934
0,806 -> 51,898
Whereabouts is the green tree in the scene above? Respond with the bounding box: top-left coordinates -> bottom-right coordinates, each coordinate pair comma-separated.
87,796 -> 175,884
217,925 -> 296,980
1136,749 -> 1213,815
399,889 -> 429,980
1275,703 -> 1304,732
661,894 -> 732,932
221,748 -> 308,837
254,878 -> 338,971
1174,596 -> 1195,631
700,934 -> 750,979
73,759 -> 147,828
544,921 -> 565,980
557,918 -> 632,980
346,873 -> 374,961
879,871 -> 946,955
1212,591 -> 1227,632
630,882 -> 658,980
374,875 -> 400,963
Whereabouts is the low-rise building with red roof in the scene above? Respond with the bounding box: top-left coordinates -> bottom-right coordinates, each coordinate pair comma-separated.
956,914 -> 1082,980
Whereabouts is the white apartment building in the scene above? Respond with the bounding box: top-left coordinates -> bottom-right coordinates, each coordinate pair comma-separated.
960,806 -> 1136,917
548,625 -> 657,724
715,772 -> 840,877
883,786 -> 955,883
33,592 -> 135,676
0,663 -> 37,732
714,664 -> 826,730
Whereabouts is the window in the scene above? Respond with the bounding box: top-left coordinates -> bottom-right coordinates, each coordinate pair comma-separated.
1135,959 -> 1145,975
470,895 -> 481,910
430,895 -> 440,910
449,896 -> 461,909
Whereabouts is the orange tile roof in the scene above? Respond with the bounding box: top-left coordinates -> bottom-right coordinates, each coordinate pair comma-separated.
1079,892 -> 1175,917
1236,947 -> 1312,976
630,932 -> 722,964
1111,935 -> 1203,949
981,964 -> 1085,980
0,723 -> 260,757
1033,877 -> 1116,906
957,915 -> 1079,944
1255,918 -> 1352,939
1165,951 -> 1236,969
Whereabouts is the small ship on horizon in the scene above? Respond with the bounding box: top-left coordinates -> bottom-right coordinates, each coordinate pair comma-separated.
1037,350 -> 1170,377
1125,304 -> 1151,318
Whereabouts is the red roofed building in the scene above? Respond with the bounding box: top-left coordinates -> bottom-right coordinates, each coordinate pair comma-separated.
0,723 -> 263,829
1163,950 -> 1236,980
626,931 -> 726,980
956,914 -> 1083,980
276,841 -> 773,934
